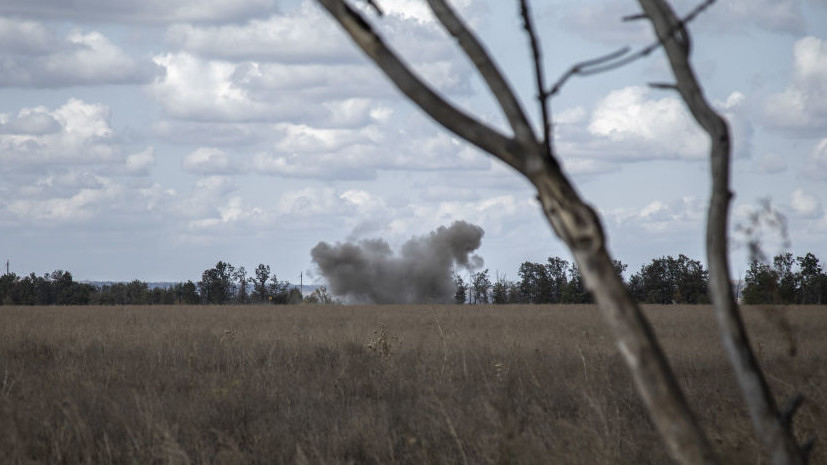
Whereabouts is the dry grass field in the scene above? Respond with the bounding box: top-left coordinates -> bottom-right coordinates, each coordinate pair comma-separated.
0,304 -> 824,465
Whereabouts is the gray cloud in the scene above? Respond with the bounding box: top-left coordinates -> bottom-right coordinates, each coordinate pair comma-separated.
0,0 -> 277,23
0,111 -> 61,135
311,221 -> 484,304
0,29 -> 163,88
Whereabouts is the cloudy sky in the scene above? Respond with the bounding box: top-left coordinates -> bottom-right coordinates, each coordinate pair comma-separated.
1,0 -> 825,285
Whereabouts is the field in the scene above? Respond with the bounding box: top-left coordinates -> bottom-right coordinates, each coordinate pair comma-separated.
1,304 -> 824,465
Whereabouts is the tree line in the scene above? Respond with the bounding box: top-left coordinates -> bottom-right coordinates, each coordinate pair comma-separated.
0,261 -> 332,306
741,252 -> 827,305
2,253 -> 825,306
454,252 -> 827,306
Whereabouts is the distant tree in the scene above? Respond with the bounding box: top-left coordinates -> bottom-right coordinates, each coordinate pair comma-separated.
178,281 -> 200,305
285,287 -> 304,304
518,261 -> 550,304
470,269 -> 491,304
267,274 -> 290,304
0,272 -> 18,305
628,255 -> 708,304
672,255 -> 708,304
773,253 -> 798,304
546,257 -> 569,304
125,280 -> 150,305
740,252 -> 827,305
741,261 -> 778,305
797,253 -> 826,305
235,266 -> 249,304
150,286 -> 175,305
562,265 -> 592,304
491,273 -> 513,304
49,270 -> 74,305
251,264 -> 271,303
198,261 -> 236,304
69,281 -> 95,305
453,271 -> 467,304
304,286 -> 333,304
612,259 -> 628,281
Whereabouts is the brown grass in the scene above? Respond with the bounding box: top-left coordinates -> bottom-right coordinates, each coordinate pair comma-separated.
0,304 -> 824,465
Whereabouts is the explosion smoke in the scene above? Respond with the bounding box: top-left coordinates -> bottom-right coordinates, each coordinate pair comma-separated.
310,221 -> 484,304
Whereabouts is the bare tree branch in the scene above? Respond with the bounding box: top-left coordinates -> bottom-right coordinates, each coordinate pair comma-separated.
548,0 -> 716,97
426,0 -> 536,144
637,1 -> 809,464
364,0 -> 383,16
312,1 -> 818,463
547,46 -> 630,97
312,2 -> 722,465
314,0 -> 526,171
518,0 -> 553,159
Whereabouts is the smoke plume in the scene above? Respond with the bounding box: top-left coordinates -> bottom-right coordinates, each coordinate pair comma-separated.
310,221 -> 484,304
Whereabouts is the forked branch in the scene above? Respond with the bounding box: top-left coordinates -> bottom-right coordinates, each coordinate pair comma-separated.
547,0 -> 716,98
313,2 -> 718,464
636,1 -> 811,464
427,0 -> 536,144
314,0 -> 524,171
309,0 -> 815,464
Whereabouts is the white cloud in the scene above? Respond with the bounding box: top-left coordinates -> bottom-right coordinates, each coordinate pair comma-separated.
147,53 -> 271,121
125,147 -> 155,176
182,147 -> 239,175
588,87 -> 704,157
0,17 -> 54,54
188,196 -> 264,232
5,178 -> 126,223
0,0 -> 277,23
252,115 -> 490,181
147,54 -> 395,125
169,175 -> 239,225
558,1 -> 651,44
555,87 -> 752,163
604,196 -> 705,234
0,99 -> 160,227
789,188 -> 823,218
0,99 -> 117,166
763,36 -> 827,132
804,138 -> 827,181
0,107 -> 61,135
230,62 -> 394,102
561,158 -> 620,176
139,183 -> 176,212
715,91 -> 753,160
557,0 -> 803,44
576,86 -> 708,160
165,3 -> 356,62
695,0 -> 804,34
0,29 -> 162,87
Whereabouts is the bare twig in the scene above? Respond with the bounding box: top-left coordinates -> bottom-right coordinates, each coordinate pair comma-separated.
426,0 -> 536,144
548,47 -> 630,97
519,0 -> 553,159
364,0 -> 383,16
314,0 -> 524,171
548,0 -> 716,97
314,1 -> 722,464
649,82 -> 679,90
637,0 -> 809,464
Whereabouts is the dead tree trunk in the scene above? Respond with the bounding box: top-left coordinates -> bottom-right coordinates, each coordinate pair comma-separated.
311,1 -> 812,464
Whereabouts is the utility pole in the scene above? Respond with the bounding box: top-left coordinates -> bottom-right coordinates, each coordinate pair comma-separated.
5,259 -> 8,275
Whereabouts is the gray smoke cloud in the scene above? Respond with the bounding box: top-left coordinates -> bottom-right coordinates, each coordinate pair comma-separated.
310,221 -> 484,304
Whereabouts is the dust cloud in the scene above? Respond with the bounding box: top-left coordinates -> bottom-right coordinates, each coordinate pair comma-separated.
310,221 -> 484,304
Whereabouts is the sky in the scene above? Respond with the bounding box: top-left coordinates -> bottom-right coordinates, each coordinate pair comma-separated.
0,0 -> 826,285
